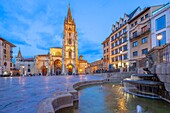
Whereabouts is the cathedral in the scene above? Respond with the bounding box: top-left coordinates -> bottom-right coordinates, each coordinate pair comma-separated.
15,5 -> 89,76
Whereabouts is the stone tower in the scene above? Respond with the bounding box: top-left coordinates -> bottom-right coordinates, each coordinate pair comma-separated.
16,48 -> 23,62
62,5 -> 78,75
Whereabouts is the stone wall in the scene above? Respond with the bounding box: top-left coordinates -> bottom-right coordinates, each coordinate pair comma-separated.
156,63 -> 170,92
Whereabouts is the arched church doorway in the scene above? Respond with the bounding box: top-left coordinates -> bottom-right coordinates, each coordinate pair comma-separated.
67,64 -> 73,75
41,66 -> 47,76
54,60 -> 62,75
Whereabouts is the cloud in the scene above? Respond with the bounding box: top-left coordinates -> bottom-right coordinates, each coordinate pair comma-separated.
36,44 -> 49,51
0,0 -> 104,62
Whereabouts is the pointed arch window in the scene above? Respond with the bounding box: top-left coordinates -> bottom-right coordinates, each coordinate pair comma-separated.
68,39 -> 72,44
69,51 -> 72,58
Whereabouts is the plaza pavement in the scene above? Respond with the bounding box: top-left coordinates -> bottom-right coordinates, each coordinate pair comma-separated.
0,75 -> 105,113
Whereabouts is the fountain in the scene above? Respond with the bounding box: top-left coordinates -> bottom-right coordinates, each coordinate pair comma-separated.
123,43 -> 170,100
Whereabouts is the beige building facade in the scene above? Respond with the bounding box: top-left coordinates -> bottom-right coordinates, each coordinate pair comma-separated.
128,6 -> 162,73
102,7 -> 141,71
102,37 -> 110,70
0,37 -> 15,75
85,58 -> 104,74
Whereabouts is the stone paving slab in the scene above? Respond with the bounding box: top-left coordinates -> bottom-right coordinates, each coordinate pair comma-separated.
0,75 -> 105,113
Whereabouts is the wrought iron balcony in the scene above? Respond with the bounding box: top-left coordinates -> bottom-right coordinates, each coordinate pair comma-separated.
130,28 -> 150,41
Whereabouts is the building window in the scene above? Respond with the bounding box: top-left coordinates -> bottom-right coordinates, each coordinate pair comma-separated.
112,51 -> 114,55
133,51 -> 138,56
107,49 -> 108,52
133,41 -> 138,47
69,51 -> 72,58
156,31 -> 166,46
124,54 -> 128,60
141,25 -> 147,33
69,33 -> 71,37
104,50 -> 106,54
123,37 -> 127,42
135,21 -> 138,25
68,39 -> 72,44
115,56 -> 118,61
119,31 -> 122,36
133,31 -> 137,38
145,14 -> 149,18
123,45 -> 127,51
28,69 -> 31,72
141,17 -> 144,21
115,49 -> 118,54
3,49 -> 6,54
156,15 -> 166,31
10,63 -> 12,67
142,37 -> 148,44
4,43 -> 6,48
124,20 -> 127,24
115,41 -> 118,46
112,57 -> 114,62
115,34 -> 118,38
142,48 -> 148,54
123,28 -> 127,33
111,36 -> 114,41
119,47 -> 122,52
131,24 -> 134,28
119,39 -> 122,45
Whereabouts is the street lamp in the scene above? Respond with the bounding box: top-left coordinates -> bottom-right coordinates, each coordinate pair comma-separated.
120,51 -> 123,68
157,33 -> 162,46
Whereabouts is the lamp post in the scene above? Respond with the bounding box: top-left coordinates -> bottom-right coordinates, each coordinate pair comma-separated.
157,33 -> 162,46
120,51 -> 123,68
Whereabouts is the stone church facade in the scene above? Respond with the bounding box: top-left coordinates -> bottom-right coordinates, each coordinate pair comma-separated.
15,6 -> 88,76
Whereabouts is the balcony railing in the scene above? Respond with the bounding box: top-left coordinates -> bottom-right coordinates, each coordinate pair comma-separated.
130,28 -> 150,40
111,32 -> 127,42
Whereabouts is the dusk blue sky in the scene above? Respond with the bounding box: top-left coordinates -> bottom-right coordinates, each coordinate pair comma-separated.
0,0 -> 169,62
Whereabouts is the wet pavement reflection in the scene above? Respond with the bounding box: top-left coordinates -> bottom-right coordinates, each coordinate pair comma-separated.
0,75 -> 104,113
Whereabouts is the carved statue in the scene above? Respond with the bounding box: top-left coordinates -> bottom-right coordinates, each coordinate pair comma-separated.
143,54 -> 154,74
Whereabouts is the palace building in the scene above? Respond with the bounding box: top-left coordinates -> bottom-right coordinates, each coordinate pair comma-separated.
15,5 -> 88,76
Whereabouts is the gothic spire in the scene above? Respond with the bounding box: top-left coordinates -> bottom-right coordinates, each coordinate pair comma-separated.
67,4 -> 73,22
16,48 -> 23,58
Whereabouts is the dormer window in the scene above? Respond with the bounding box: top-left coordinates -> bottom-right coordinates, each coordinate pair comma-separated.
141,17 -> 144,21
145,14 -> 149,18
135,21 -> 138,25
124,20 -> 127,24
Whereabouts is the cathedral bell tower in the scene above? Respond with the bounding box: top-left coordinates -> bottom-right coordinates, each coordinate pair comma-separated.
62,5 -> 78,75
